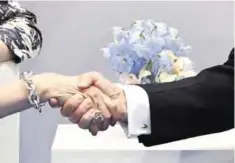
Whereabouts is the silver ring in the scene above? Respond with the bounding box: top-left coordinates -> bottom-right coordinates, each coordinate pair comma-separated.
92,111 -> 104,124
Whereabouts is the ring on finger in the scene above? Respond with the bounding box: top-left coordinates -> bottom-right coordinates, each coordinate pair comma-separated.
91,111 -> 105,124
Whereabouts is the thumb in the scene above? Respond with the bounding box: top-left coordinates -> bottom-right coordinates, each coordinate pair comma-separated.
49,98 -> 60,108
94,78 -> 121,97
76,72 -> 104,89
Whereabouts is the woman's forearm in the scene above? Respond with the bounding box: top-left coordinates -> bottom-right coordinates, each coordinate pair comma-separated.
0,73 -> 82,119
0,79 -> 33,118
0,74 -> 49,118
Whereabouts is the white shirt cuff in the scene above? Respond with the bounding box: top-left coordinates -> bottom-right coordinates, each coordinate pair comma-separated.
118,84 -> 151,138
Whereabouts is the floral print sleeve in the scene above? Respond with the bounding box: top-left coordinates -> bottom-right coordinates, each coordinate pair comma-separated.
0,1 -> 42,63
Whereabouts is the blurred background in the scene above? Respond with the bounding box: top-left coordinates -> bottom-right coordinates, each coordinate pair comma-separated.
19,1 -> 234,163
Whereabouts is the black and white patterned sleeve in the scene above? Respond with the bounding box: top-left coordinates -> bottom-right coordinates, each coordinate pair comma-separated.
0,1 -> 42,63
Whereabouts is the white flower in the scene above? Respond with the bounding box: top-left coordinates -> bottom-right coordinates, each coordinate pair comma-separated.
158,50 -> 175,57
179,57 -> 194,71
112,26 -> 124,42
178,70 -> 197,78
157,50 -> 176,74
132,20 -> 144,29
168,27 -> 179,38
129,31 -> 141,43
157,72 -> 177,83
100,48 -> 110,58
154,22 -> 168,37
172,56 -> 184,74
119,73 -> 140,84
138,67 -> 151,80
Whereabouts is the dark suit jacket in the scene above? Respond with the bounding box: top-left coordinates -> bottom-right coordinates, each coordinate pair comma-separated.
138,48 -> 234,147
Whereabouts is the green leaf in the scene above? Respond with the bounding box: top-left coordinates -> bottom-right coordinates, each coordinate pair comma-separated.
146,60 -> 153,70
130,21 -> 136,29
139,30 -> 145,39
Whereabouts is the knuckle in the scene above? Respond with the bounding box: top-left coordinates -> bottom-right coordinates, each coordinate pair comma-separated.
92,92 -> 99,99
76,94 -> 84,101
87,87 -> 99,98
89,109 -> 96,115
65,103 -> 77,113
109,103 -> 117,112
85,99 -> 93,108
73,108 -> 82,116
104,113 -> 111,120
87,91 -> 96,98
108,101 -> 115,108
71,109 -> 81,118
68,101 -> 77,109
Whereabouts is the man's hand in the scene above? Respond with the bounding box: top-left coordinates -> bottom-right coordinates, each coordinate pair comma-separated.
49,72 -> 128,135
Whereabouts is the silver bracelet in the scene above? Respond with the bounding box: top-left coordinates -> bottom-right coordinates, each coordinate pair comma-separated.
21,71 -> 44,113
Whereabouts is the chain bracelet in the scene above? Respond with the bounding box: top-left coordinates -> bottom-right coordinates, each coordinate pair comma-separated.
21,71 -> 45,113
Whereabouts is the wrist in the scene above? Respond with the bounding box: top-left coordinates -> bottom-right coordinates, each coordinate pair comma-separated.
113,86 -> 128,123
31,73 -> 53,102
118,91 -> 128,123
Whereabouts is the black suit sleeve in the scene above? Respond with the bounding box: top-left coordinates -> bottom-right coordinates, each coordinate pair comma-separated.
138,48 -> 234,147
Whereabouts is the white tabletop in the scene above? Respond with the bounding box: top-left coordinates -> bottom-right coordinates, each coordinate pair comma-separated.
52,124 -> 234,150
51,124 -> 181,163
52,124 -> 234,163
0,61 -> 20,163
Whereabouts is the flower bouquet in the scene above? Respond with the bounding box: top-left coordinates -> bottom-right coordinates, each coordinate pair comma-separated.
101,20 -> 197,84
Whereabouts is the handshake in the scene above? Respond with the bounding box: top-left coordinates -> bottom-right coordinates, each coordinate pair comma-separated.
33,72 -> 128,136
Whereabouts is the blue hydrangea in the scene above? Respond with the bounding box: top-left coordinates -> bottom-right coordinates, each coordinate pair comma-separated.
101,20 -> 194,83
152,56 -> 160,75
131,57 -> 147,75
107,44 -> 136,73
158,50 -> 174,74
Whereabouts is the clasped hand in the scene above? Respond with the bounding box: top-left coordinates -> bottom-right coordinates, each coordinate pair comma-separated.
43,72 -> 127,136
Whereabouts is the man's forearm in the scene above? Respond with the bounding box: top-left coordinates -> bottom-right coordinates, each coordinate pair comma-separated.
0,40 -> 13,62
119,49 -> 234,146
138,50 -> 234,146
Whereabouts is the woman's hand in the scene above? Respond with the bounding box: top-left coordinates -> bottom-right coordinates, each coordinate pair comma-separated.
32,73 -> 81,104
32,71 -> 105,106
